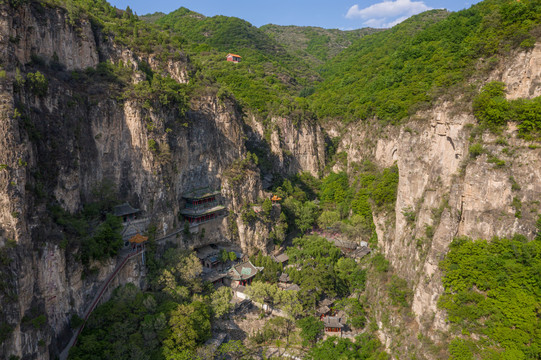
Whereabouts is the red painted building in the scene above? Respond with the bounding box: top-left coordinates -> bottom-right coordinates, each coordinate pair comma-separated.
180,188 -> 226,226
226,53 -> 242,63
323,316 -> 343,334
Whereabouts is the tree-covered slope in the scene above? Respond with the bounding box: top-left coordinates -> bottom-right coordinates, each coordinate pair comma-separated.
156,8 -> 282,56
45,0 -> 185,55
309,0 -> 541,123
58,0 -> 541,129
139,11 -> 166,23
260,24 -> 381,67
151,8 -> 321,118
439,234 -> 541,359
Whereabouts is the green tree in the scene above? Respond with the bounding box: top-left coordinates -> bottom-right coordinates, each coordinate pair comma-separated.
317,210 -> 341,229
439,236 -> 541,358
246,281 -> 279,308
219,249 -> 229,263
164,302 -> 211,354
26,71 -> 48,96
335,298 -> 367,329
277,289 -> 303,319
388,275 -> 413,308
218,340 -> 250,360
286,198 -> 319,233
307,333 -> 388,359
211,287 -> 233,319
262,198 -> 273,218
372,253 -> 389,273
158,269 -> 189,301
473,81 -> 508,128
296,316 -> 324,346
468,143 -> 484,158
335,257 -> 366,293
371,165 -> 399,209
82,213 -> 123,263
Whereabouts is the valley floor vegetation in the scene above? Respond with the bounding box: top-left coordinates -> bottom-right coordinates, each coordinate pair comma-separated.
5,0 -> 540,359
70,167 -> 398,359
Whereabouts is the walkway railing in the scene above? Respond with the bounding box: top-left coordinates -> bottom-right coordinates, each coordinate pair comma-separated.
59,248 -> 144,360
59,224 -> 206,359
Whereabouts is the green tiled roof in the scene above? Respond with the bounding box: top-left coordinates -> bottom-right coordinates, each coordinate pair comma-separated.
228,260 -> 262,281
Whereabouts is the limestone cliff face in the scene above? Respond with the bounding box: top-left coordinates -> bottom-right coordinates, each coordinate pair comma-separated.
221,158 -> 271,254
0,2 -> 329,356
246,115 -> 326,178
1,2 -> 540,360
490,42 -> 541,100
270,117 -> 326,177
235,206 -> 280,256
0,3 -> 260,359
333,44 -> 541,357
5,3 -> 99,71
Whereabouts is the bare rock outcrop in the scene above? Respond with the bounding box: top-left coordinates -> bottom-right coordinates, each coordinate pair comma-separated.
0,3 -> 263,359
333,43 -> 541,358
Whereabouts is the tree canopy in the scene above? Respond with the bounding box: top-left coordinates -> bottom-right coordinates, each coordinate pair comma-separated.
439,235 -> 541,359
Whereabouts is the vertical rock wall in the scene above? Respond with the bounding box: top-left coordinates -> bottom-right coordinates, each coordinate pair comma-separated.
333,43 -> 541,358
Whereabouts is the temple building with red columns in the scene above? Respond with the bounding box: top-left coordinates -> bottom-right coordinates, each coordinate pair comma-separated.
180,188 -> 227,226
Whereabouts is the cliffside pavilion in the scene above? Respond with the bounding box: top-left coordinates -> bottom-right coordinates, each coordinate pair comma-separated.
128,233 -> 148,251
226,53 -> 242,63
180,188 -> 226,226
113,202 -> 140,223
271,195 -> 282,204
323,316 -> 343,335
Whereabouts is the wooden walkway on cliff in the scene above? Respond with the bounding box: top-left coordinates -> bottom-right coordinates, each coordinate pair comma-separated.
58,226 -> 210,359
59,248 -> 145,360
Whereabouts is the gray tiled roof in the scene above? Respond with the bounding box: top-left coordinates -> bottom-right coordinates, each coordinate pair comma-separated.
183,188 -> 221,200
180,205 -> 225,216
316,305 -> 330,315
113,202 -> 140,217
353,247 -> 371,258
279,273 -> 290,283
285,284 -> 300,291
195,245 -> 218,259
320,298 -> 334,307
273,253 -> 289,263
203,272 -> 227,283
323,316 -> 343,328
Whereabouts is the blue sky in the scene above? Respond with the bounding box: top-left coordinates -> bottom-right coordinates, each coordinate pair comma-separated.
108,0 -> 482,29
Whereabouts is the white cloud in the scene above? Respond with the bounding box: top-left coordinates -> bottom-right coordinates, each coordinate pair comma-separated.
346,0 -> 432,28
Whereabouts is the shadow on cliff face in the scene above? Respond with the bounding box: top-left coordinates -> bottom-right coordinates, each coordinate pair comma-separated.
243,122 -> 281,189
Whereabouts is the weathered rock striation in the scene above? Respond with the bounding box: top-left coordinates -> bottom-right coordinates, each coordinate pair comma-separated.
331,43 -> 541,357
0,2 -> 539,359
0,3 -> 281,358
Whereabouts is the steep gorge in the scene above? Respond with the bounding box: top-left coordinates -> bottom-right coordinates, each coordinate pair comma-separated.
0,1 -> 540,359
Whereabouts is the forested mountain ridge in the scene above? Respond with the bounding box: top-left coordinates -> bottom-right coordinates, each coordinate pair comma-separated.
146,6 -> 321,119
310,0 -> 541,124
260,25 -> 381,67
141,0 -> 541,137
0,0 -> 539,359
